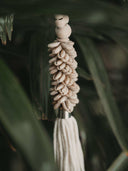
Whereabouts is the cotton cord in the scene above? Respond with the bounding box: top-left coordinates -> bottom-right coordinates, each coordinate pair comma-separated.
48,14 -> 85,171
54,116 -> 85,171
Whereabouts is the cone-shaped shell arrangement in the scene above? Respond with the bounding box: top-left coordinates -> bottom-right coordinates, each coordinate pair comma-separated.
48,15 -> 80,113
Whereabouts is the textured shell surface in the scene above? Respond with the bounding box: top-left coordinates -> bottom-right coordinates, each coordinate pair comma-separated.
48,15 -> 80,113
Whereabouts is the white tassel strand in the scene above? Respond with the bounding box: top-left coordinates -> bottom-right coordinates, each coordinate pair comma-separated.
54,116 -> 85,171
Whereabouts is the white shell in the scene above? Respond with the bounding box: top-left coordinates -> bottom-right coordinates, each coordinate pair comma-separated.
58,96 -> 67,104
64,76 -> 70,85
54,94 -> 61,101
50,69 -> 57,75
56,83 -> 64,90
50,91 -> 58,96
52,45 -> 62,54
54,60 -> 63,66
59,85 -> 68,95
57,50 -> 65,59
48,15 -> 80,113
48,41 -> 60,48
62,54 -> 69,62
54,102 -> 61,109
58,74 -> 65,82
53,72 -> 62,80
49,56 -> 57,64
57,63 -> 66,70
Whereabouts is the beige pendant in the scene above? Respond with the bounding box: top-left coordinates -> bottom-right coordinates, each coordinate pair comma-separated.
48,14 -> 80,113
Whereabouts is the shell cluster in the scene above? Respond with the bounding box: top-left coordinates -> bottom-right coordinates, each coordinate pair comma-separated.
48,15 -> 80,113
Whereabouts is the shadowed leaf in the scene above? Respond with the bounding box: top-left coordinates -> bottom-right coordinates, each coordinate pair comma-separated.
76,36 -> 128,151
107,152 -> 128,171
0,59 -> 57,171
0,14 -> 14,44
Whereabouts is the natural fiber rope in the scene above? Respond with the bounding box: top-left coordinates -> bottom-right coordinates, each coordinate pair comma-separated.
54,116 -> 85,171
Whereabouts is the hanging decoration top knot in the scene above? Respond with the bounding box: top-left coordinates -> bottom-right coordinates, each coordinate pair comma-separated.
55,14 -> 71,42
48,14 -> 80,113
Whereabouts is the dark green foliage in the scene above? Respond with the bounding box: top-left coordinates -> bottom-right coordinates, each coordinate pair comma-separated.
0,0 -> 128,170
0,14 -> 13,44
0,58 -> 56,171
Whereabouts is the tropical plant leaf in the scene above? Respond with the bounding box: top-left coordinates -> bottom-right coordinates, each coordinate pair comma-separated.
107,152 -> 128,171
1,1 -> 128,30
0,58 -> 57,171
99,28 -> 128,54
76,36 -> 128,151
77,67 -> 92,80
0,14 -> 14,45
29,26 -> 56,120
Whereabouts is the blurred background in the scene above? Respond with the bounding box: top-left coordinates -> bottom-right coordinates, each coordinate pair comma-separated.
0,0 -> 128,171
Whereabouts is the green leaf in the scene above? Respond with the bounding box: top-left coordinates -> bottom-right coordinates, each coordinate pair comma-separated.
99,28 -> 128,54
77,67 -> 92,80
0,14 -> 14,44
107,152 -> 128,171
1,1 -> 128,30
29,28 -> 56,120
76,36 -> 128,151
4,14 -> 14,41
0,59 -> 57,171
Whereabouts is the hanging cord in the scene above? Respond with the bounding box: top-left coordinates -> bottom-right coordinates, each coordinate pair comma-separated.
48,14 -> 85,171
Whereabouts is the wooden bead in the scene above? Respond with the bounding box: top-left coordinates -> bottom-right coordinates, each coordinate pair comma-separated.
55,24 -> 71,39
55,15 -> 69,28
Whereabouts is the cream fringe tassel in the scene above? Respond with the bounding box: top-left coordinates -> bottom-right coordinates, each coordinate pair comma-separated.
54,116 -> 85,171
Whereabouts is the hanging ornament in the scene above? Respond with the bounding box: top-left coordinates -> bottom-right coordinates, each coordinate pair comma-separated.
48,14 -> 85,171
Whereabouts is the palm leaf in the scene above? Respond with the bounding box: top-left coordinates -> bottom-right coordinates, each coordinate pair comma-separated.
0,58 -> 57,171
0,14 -> 13,44
76,36 -> 128,151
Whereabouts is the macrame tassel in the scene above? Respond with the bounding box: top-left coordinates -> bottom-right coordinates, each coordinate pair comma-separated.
54,114 -> 85,171
48,14 -> 85,171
